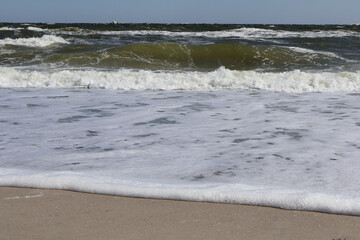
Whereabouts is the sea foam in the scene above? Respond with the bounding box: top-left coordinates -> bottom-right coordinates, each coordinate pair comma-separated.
0,67 -> 359,93
1,168 -> 360,215
0,35 -> 69,47
22,26 -> 360,39
1,88 -> 360,215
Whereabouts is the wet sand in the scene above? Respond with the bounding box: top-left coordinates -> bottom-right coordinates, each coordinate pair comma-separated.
1,186 -> 359,240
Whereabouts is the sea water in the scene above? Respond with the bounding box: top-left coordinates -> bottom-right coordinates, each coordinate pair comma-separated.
1,23 -> 360,215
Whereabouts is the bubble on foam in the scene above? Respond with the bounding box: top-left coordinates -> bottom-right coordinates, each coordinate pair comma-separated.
0,35 -> 69,47
0,67 -> 359,93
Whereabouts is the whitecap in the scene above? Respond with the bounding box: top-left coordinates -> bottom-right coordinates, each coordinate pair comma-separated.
0,35 -> 69,48
0,67 -> 359,93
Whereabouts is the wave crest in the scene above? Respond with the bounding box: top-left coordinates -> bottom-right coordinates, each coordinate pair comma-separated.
1,67 -> 359,93
41,42 -> 343,71
0,35 -> 69,47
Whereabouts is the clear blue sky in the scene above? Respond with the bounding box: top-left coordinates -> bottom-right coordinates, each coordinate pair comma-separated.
1,0 -> 359,24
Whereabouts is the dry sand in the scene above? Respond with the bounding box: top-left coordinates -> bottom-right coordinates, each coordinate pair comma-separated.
1,186 -> 359,240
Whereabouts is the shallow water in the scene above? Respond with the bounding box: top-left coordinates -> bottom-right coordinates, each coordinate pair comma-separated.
1,88 -> 360,214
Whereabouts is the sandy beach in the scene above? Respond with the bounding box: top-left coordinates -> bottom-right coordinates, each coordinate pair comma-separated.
0,187 -> 359,240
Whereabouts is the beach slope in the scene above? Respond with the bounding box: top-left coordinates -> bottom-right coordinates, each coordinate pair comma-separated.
1,187 -> 359,240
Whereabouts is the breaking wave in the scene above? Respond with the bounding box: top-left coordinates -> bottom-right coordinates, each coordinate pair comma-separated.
0,35 -> 69,47
13,42 -> 345,71
17,26 -> 360,39
1,67 -> 359,93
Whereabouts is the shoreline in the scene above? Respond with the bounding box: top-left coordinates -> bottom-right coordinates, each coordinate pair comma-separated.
1,187 -> 359,240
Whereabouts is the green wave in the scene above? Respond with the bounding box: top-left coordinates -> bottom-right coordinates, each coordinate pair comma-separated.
5,42 -> 341,70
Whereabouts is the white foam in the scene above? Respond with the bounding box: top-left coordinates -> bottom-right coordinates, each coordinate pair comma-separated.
1,88 -> 360,215
0,67 -> 359,93
4,192 -> 43,200
1,168 -> 360,215
96,28 -> 360,39
29,27 -> 360,39
0,35 -> 69,47
0,27 -> 23,31
288,47 -> 349,61
27,26 -> 44,32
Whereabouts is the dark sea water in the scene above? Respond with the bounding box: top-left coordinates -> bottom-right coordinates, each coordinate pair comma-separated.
1,23 -> 360,72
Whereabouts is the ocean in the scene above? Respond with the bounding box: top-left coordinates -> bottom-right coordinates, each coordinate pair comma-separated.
1,23 -> 360,215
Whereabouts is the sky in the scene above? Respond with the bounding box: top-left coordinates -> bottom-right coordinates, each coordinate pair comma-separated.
0,0 -> 359,24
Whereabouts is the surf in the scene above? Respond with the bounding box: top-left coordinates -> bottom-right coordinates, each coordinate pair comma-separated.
0,35 -> 69,47
1,66 -> 359,92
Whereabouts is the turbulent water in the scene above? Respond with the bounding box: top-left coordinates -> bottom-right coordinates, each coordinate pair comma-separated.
1,23 -> 360,215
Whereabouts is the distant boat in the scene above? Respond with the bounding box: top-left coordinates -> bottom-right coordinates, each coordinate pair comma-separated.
110,21 -> 118,25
